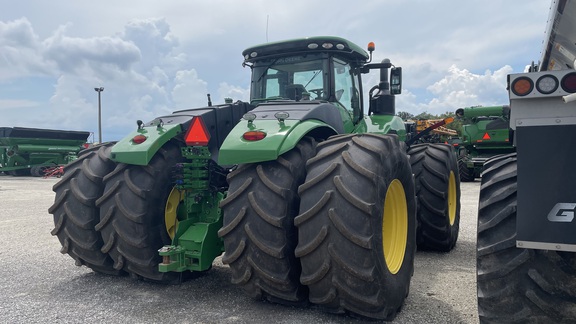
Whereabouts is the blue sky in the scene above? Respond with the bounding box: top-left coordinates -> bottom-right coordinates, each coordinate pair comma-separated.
0,0 -> 552,142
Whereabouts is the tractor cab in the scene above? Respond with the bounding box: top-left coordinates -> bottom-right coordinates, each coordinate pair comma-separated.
243,36 -> 393,126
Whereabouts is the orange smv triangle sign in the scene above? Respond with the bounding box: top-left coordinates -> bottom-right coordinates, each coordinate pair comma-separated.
185,117 -> 210,146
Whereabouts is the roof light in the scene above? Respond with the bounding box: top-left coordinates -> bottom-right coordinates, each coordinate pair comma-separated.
511,77 -> 534,96
132,134 -> 147,144
322,43 -> 334,49
367,42 -> 375,52
307,43 -> 319,49
536,74 -> 559,94
250,51 -> 258,58
336,43 -> 345,50
561,72 -> 576,93
243,131 -> 266,141
185,116 -> 210,146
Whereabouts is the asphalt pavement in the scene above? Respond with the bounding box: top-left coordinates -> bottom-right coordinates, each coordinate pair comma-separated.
0,175 -> 480,324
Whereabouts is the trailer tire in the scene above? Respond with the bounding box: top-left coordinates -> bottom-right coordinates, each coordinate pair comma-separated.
458,159 -> 475,182
477,153 -> 576,323
49,143 -> 122,275
219,137 -> 316,305
296,134 -> 416,320
408,143 -> 460,251
95,141 -> 184,283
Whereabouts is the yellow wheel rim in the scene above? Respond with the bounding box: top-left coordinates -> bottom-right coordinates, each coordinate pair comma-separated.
448,171 -> 457,226
382,179 -> 408,274
165,188 -> 183,239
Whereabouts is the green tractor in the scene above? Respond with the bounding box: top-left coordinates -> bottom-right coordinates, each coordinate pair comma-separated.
454,105 -> 515,182
49,36 -> 460,321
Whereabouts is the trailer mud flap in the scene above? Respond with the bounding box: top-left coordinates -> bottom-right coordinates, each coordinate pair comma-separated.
516,124 -> 576,252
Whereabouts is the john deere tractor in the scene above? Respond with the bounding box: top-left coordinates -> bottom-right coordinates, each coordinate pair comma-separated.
49,36 -> 460,321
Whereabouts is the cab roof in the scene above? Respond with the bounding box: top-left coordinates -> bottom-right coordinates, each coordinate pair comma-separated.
242,36 -> 369,63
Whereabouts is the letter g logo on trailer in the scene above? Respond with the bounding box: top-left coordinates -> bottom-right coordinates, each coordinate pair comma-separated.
547,203 -> 576,222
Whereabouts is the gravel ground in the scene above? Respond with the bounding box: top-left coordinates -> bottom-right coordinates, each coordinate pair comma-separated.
0,174 -> 480,324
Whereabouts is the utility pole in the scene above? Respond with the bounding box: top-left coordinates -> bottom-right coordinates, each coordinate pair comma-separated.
94,87 -> 104,143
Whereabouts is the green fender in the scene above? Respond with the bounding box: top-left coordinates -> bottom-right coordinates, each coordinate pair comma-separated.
218,119 -> 337,165
109,123 -> 182,165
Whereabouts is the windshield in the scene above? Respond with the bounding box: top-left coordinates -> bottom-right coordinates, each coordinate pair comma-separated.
250,54 -> 328,102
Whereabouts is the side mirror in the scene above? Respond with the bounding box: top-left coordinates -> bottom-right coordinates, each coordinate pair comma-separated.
391,67 -> 402,94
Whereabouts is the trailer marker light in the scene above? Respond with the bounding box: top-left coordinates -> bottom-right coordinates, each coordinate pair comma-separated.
511,77 -> 533,96
243,131 -> 266,141
185,116 -> 210,146
561,72 -> 576,93
132,135 -> 147,144
536,75 -> 559,94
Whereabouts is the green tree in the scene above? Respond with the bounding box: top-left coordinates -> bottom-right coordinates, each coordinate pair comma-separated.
396,111 -> 415,121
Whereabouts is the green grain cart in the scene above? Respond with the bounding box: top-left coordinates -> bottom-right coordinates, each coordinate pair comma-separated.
0,127 -> 90,176
49,36 -> 461,321
454,105 -> 515,181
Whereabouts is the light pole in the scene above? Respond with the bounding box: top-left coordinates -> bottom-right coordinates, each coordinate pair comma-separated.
94,87 -> 104,143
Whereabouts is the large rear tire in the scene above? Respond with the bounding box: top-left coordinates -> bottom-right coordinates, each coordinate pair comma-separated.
95,142 -> 183,282
477,153 -> 576,323
219,137 -> 316,304
49,143 -> 122,275
408,143 -> 460,251
296,134 -> 416,320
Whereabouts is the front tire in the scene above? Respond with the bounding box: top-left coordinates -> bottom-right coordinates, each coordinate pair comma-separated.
95,142 -> 183,282
49,143 -> 121,275
408,143 -> 460,251
219,137 -> 316,304
296,134 -> 416,320
477,153 -> 576,323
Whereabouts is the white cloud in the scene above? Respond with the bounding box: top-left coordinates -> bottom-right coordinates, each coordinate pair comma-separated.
217,82 -> 250,103
396,65 -> 512,115
171,69 -> 209,109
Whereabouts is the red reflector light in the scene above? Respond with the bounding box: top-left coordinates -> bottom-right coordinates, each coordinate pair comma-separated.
561,72 -> 576,93
511,77 -> 533,96
482,132 -> 491,140
133,135 -> 147,144
243,131 -> 266,141
185,117 -> 210,146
